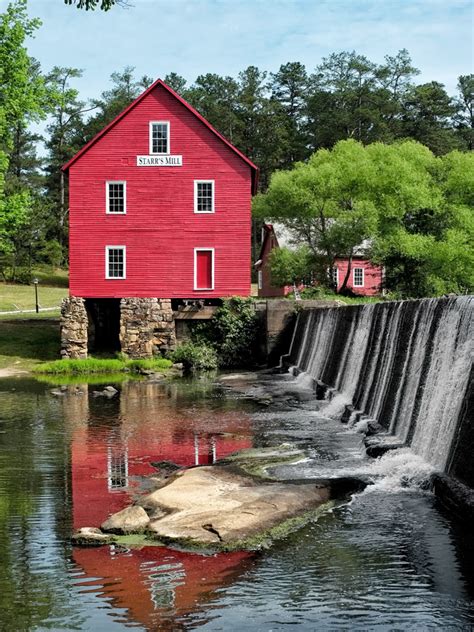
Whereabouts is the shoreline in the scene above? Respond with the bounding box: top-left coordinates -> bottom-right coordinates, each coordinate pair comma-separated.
0,367 -> 30,378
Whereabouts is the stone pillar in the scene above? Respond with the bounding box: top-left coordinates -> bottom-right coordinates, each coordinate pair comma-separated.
60,297 -> 88,359
120,298 -> 176,358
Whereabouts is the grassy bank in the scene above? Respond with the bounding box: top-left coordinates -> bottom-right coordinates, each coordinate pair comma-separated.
0,283 -> 67,315
34,357 -> 173,375
0,320 -> 60,371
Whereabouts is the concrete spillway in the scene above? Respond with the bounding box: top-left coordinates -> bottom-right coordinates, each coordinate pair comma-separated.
288,296 -> 474,486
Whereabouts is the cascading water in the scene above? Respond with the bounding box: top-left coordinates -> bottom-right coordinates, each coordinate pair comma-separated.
289,296 -> 474,475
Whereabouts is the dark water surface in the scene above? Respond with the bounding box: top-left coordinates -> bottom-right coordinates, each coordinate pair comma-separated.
0,375 -> 473,631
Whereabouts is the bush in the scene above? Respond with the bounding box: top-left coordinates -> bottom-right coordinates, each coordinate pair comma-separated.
170,342 -> 218,372
192,296 -> 260,368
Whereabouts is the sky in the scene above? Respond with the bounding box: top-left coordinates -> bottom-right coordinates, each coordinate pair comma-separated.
4,0 -> 474,102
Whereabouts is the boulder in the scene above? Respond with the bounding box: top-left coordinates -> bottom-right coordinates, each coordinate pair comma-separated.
144,465 -> 332,547
71,527 -> 117,546
101,505 -> 150,534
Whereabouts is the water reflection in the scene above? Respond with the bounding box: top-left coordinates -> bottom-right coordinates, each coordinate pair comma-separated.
0,376 -> 473,630
65,380 -> 253,528
72,546 -> 255,630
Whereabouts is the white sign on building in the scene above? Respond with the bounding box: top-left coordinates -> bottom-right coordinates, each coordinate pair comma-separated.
136,155 -> 183,167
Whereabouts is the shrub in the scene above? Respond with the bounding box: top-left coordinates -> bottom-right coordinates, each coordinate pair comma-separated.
170,342 -> 218,372
193,297 -> 260,368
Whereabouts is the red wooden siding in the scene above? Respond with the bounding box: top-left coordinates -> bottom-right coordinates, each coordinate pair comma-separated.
333,258 -> 383,296
66,82 -> 256,299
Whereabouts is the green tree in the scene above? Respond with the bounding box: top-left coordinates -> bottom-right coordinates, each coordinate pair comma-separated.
163,72 -> 188,95
454,74 -> 474,150
268,245 -> 312,287
185,73 -> 240,143
270,61 -> 309,166
79,66 -> 152,143
253,140 -> 381,291
0,1 -> 45,280
254,139 -> 472,297
401,81 -> 460,154
305,50 -> 420,150
44,67 -> 88,258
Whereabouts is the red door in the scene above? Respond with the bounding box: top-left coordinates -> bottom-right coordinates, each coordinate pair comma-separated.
195,250 -> 213,290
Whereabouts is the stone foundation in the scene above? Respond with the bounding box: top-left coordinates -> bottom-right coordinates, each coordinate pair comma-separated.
119,298 -> 176,358
60,297 -> 88,359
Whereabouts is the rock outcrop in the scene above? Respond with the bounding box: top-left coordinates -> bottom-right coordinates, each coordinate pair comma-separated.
101,505 -> 150,534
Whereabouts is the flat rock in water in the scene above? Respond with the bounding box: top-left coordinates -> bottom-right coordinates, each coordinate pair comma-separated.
71,527 -> 117,546
144,465 -> 331,546
101,505 -> 150,534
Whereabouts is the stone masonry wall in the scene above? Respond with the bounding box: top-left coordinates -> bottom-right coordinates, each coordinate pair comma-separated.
60,296 -> 88,359
120,298 -> 176,358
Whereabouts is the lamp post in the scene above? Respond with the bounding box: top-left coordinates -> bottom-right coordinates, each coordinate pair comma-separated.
33,278 -> 39,313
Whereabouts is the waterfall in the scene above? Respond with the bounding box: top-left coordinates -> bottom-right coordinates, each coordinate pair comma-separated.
289,297 -> 474,473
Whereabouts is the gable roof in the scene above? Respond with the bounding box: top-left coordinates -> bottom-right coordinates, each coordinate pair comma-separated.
62,78 -> 259,194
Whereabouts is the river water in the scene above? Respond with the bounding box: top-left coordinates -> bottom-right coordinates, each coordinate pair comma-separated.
0,374 -> 473,631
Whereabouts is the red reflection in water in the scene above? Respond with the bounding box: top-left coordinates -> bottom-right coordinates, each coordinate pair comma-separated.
68,381 -> 255,628
73,546 -> 255,630
69,381 -> 253,528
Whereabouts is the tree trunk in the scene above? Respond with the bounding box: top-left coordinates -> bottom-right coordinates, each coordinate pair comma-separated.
339,250 -> 354,294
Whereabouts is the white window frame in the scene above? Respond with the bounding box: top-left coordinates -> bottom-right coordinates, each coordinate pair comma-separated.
194,248 -> 215,290
149,120 -> 170,155
353,267 -> 364,287
106,181 -> 126,214
107,447 -> 129,491
194,180 -> 215,214
257,269 -> 263,290
331,266 -> 339,287
105,245 -> 126,280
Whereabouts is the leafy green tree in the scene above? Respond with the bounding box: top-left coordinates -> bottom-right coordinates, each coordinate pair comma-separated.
268,245 -> 312,287
254,139 -> 472,297
0,1 -> 46,280
253,140 -> 381,291
366,143 -> 472,296
192,297 -> 260,368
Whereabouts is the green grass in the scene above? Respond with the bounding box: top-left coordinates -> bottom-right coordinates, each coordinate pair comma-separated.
34,357 -> 173,375
0,282 -> 67,313
32,266 -> 69,288
0,320 -> 60,370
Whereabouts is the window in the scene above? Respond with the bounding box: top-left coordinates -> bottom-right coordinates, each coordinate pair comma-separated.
106,181 -> 126,214
194,180 -> 215,213
107,447 -> 128,490
106,246 -> 126,279
331,267 -> 339,287
353,267 -> 364,287
257,269 -> 263,290
149,121 -> 169,154
194,248 -> 214,290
